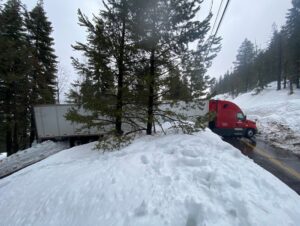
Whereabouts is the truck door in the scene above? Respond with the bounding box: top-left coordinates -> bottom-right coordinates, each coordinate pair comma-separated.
234,112 -> 245,135
236,112 -> 245,127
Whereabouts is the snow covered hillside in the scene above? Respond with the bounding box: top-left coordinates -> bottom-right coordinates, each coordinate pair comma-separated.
216,82 -> 300,154
0,129 -> 300,226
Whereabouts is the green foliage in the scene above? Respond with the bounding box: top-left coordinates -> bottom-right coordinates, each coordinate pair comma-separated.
0,0 -> 31,154
25,0 -> 57,104
285,0 -> 300,88
67,1 -> 143,139
68,0 -> 220,150
163,69 -> 192,102
0,0 -> 220,153
95,133 -> 135,152
129,0 -> 220,135
196,111 -> 215,130
0,0 -> 57,155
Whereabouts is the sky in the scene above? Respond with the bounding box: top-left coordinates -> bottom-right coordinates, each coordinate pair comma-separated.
208,0 -> 292,78
20,0 -> 293,94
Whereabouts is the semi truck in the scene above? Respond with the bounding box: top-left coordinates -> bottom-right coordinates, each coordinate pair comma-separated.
33,100 -> 257,143
208,100 -> 257,138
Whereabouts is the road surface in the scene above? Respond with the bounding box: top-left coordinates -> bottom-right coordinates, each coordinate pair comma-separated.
224,137 -> 300,195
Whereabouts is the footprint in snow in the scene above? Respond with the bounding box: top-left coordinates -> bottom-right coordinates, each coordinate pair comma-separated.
140,155 -> 149,164
185,198 -> 205,226
134,201 -> 148,217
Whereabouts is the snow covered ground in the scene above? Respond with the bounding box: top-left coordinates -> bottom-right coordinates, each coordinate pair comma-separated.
0,152 -> 7,160
0,141 -> 68,178
216,82 -> 300,154
0,128 -> 299,226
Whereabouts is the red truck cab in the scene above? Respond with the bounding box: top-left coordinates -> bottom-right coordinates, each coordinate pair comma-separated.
208,100 -> 257,138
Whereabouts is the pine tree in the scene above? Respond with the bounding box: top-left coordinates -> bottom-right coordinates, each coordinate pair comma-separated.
286,0 -> 300,88
25,0 -> 58,144
253,50 -> 267,90
25,0 -> 57,103
233,39 -> 256,92
131,0 -> 219,135
67,0 -> 220,149
267,26 -> 283,90
0,0 -> 31,155
68,0 -> 145,144
0,0 -> 4,152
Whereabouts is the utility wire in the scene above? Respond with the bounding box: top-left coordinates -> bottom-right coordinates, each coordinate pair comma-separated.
210,0 -> 224,38
209,0 -> 214,15
205,0 -> 224,47
213,0 -> 230,38
205,0 -> 231,60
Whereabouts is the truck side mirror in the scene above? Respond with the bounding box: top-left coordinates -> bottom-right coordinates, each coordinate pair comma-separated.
244,115 -> 247,121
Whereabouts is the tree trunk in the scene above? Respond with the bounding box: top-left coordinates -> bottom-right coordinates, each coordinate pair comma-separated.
296,60 -> 300,89
30,108 -> 36,147
258,71 -> 263,89
21,125 -> 28,150
289,79 -> 294,95
146,49 -> 155,135
115,15 -> 126,136
283,62 -> 287,89
30,70 -> 39,145
277,34 -> 282,90
56,86 -> 60,104
13,120 -> 19,154
5,88 -> 13,156
6,125 -> 12,156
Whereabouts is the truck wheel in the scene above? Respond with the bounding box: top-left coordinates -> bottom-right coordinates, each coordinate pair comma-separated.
69,137 -> 75,147
208,121 -> 215,129
246,129 -> 255,138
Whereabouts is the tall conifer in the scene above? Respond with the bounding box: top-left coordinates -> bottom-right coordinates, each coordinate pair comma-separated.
0,0 -> 31,155
25,0 -> 57,144
131,0 -> 219,134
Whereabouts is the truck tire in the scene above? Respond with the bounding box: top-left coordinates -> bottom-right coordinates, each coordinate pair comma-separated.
208,121 -> 215,129
246,129 -> 255,138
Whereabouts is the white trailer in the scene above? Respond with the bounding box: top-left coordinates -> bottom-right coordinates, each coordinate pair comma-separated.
33,105 -> 100,142
33,102 -> 209,143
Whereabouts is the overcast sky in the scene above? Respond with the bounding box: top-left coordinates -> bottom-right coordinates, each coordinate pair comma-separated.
208,0 -> 292,78
21,0 -> 292,86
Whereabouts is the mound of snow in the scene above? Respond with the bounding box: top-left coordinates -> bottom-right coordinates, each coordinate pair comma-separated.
0,141 -> 68,178
0,152 -> 6,160
217,82 -> 300,154
0,130 -> 299,226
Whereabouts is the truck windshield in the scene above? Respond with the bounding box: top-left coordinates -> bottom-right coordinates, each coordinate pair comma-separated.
237,112 -> 244,120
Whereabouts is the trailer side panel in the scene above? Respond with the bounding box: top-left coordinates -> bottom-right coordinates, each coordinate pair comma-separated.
34,105 -> 100,140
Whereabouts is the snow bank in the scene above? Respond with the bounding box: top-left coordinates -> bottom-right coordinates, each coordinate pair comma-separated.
216,82 -> 300,154
0,152 -> 6,160
0,141 -> 68,178
0,130 -> 299,226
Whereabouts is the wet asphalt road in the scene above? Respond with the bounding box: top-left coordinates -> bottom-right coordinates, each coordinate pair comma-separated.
224,137 -> 300,195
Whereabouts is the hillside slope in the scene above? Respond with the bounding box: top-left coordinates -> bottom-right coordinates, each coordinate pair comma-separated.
216,82 -> 300,154
0,128 -> 299,226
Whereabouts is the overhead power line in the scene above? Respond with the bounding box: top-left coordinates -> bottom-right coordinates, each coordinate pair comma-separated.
213,0 -> 231,38
209,0 -> 214,15
210,0 -> 224,38
205,0 -> 231,60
